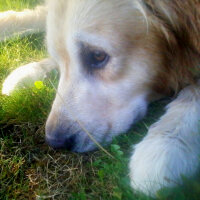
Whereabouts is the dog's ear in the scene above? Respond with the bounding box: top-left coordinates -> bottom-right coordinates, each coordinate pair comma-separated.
0,5 -> 47,41
140,0 -> 200,95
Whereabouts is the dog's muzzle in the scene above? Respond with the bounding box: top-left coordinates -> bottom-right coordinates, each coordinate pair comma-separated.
45,122 -> 78,150
45,134 -> 76,150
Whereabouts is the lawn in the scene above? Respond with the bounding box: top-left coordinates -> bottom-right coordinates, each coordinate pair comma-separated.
0,1 -> 200,200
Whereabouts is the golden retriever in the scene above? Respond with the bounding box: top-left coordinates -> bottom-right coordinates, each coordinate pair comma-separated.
1,0 -> 200,197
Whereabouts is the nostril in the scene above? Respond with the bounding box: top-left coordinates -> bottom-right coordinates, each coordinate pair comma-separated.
45,135 -> 76,151
45,136 -> 64,149
65,135 -> 76,151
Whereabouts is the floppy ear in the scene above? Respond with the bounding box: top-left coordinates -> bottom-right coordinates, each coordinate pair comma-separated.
0,5 -> 47,41
139,0 -> 200,95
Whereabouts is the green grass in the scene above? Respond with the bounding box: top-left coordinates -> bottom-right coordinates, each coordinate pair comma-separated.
0,1 -> 200,200
0,0 -> 41,11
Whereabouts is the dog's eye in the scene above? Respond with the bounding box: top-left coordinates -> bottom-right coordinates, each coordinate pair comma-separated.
89,50 -> 109,68
80,44 -> 110,70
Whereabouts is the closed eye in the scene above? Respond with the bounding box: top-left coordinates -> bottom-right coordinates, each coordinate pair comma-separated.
79,43 -> 110,71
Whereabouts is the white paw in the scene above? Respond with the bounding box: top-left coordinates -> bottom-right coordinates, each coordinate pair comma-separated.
2,67 -> 28,95
2,62 -> 40,95
2,72 -> 20,95
129,132 -> 200,197
2,59 -> 57,95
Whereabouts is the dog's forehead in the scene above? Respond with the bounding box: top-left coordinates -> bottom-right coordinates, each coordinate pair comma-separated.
65,0 -> 145,50
48,0 -> 140,31
67,0 -> 139,30
47,0 -> 146,62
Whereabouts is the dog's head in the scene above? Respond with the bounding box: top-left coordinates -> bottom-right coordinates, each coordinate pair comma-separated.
44,0 -> 169,152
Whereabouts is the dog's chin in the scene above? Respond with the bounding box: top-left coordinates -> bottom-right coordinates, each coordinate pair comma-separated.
46,101 -> 148,153
73,144 -> 98,153
71,125 -> 135,153
71,133 -> 111,153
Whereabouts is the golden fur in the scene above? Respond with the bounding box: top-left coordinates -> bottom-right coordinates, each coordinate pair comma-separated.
142,0 -> 200,95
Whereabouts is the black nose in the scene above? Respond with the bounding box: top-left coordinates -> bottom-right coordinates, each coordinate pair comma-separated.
45,135 -> 76,150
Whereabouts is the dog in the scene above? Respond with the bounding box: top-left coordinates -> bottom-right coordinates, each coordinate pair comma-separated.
1,0 -> 200,197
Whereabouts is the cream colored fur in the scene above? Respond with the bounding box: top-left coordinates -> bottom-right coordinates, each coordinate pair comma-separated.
130,84 -> 200,196
0,5 -> 46,41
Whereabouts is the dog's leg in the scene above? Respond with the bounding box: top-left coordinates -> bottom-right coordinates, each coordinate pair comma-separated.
2,58 -> 58,95
0,5 -> 47,41
129,84 -> 200,197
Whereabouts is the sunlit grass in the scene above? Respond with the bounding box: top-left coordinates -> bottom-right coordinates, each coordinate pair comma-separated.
0,0 -> 41,11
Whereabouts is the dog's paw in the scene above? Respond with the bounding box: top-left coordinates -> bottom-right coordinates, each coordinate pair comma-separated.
2,62 -> 42,95
129,130 -> 200,197
2,71 -> 20,96
129,86 -> 200,197
2,76 -> 19,96
2,66 -> 27,95
2,59 -> 57,95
